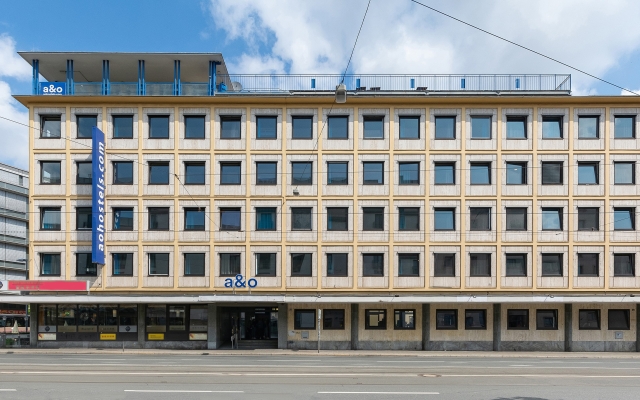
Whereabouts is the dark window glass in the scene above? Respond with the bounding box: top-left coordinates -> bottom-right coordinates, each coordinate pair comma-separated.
328,116 -> 348,139
220,208 -> 241,231
434,208 -> 455,231
398,162 -> 420,185
113,207 -> 134,231
41,161 -> 61,184
434,253 -> 455,277
398,254 -> 419,277
505,207 -> 527,231
465,309 -> 487,330
363,254 -> 384,277
614,115 -> 635,139
541,254 -> 563,277
536,309 -> 558,330
256,207 -> 277,231
77,115 -> 97,138
113,115 -> 133,138
614,162 -> 635,185
113,161 -> 133,185
436,310 -> 457,330
292,162 -> 312,185
399,116 -> 419,139
220,253 -> 241,276
40,207 -> 61,230
471,116 -> 491,139
184,115 -> 205,139
149,162 -> 170,185
399,207 -> 420,231
76,207 -> 92,230
542,116 -> 562,139
291,207 -> 312,230
506,116 -> 527,139
505,254 -> 527,277
327,207 -> 348,231
291,253 -> 312,277
362,162 -> 384,185
469,162 -> 491,184
609,309 -> 631,330
363,116 -> 384,139
541,208 -> 562,230
294,310 -> 316,330
507,309 -> 529,330
394,310 -> 415,330
614,254 -> 635,277
435,116 -> 455,139
76,162 -> 92,184
112,253 -> 134,276
256,162 -> 277,185
469,207 -> 491,231
506,162 -> 526,185
577,162 -> 599,185
256,116 -> 277,139
541,162 -> 563,185
327,253 -> 348,277
578,253 -> 599,276
323,309 -> 345,330
365,309 -> 386,330
469,253 -> 491,277
614,208 -> 635,230
184,162 -> 206,185
148,207 -> 170,231
578,116 -> 599,138
184,208 -> 205,231
149,253 -> 170,276
41,115 -> 61,138
148,115 -> 169,138
363,207 -> 384,231
221,116 -> 241,139
220,162 -> 241,185
434,162 -> 455,184
184,253 -> 205,276
579,309 -> 600,330
256,253 -> 276,276
578,207 -> 599,231
76,253 -> 97,276
40,253 -> 61,276
292,116 -> 313,139
327,162 -> 348,185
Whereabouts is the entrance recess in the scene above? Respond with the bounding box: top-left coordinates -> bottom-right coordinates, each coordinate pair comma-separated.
220,306 -> 278,349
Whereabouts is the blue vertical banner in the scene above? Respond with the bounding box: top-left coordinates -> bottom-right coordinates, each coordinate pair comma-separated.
92,127 -> 106,265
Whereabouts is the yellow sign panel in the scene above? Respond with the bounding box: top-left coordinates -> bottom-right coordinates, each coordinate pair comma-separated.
37,333 -> 56,341
100,333 -> 116,341
148,333 -> 165,341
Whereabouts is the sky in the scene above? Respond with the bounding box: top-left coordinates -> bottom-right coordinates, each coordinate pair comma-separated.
2,0 -> 640,170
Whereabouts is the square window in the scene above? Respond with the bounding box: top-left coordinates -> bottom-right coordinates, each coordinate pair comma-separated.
542,116 -> 563,139
113,115 -> 133,138
505,254 -> 527,277
577,162 -> 599,185
505,207 -> 527,231
614,208 -> 635,230
291,162 -> 313,185
292,116 -> 313,139
541,162 -> 563,185
362,162 -> 384,185
40,253 -> 61,276
434,253 -> 455,277
469,162 -> 491,185
291,253 -> 312,277
220,208 -> 241,231
469,207 -> 491,231
507,309 -> 529,330
614,115 -> 635,139
363,116 -> 384,139
41,115 -> 61,138
577,207 -> 599,231
609,309 -> 631,330
398,162 -> 420,185
327,253 -> 348,277
184,208 -> 205,231
76,253 -> 97,276
148,207 -> 170,231
256,116 -> 277,139
148,115 -> 169,138
541,254 -> 563,277
112,253 -> 134,276
399,116 -> 419,139
148,162 -> 170,185
579,309 -> 600,330
436,309 -> 457,330
220,162 -> 241,185
328,116 -> 348,139
614,162 -> 635,185
398,207 -> 420,231
291,207 -> 312,231
536,309 -> 558,330
41,161 -> 61,184
184,162 -> 206,185
327,162 -> 348,185
435,116 -> 455,139
465,309 -> 487,330
470,116 -> 491,139
255,207 -> 277,231
327,207 -> 348,231
362,207 -> 384,231
256,162 -> 277,185
40,207 -> 61,230
76,115 -> 97,138
256,253 -> 276,276
506,162 -> 527,185
294,310 -> 316,330
365,309 -> 387,330
76,207 -> 92,230
184,115 -> 205,139
578,253 -> 599,276
149,253 -> 170,276
506,116 -> 527,139
76,162 -> 92,184
323,309 -> 345,330
614,254 -> 635,277
434,208 -> 455,231
362,254 -> 384,277
398,254 -> 419,277
220,116 -> 241,139
113,161 -> 133,185
434,162 -> 455,185
469,253 -> 491,277
219,253 -> 241,276
184,253 -> 205,276
541,208 -> 562,231
578,116 -> 599,138
113,207 -> 134,231
394,310 -> 415,330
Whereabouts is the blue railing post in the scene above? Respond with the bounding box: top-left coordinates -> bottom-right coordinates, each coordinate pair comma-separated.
138,60 -> 145,95
208,61 -> 220,96
32,59 -> 39,94
102,60 -> 110,95
356,78 -> 361,89
461,78 -> 465,89
174,60 -> 181,96
515,78 -> 520,89
311,78 -> 316,89
66,59 -> 74,95
410,78 -> 415,89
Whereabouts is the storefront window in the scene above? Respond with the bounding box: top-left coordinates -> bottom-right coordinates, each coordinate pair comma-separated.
169,306 -> 186,331
57,305 -> 77,332
38,305 -> 57,332
77,304 -> 98,332
119,305 -> 138,333
146,305 -> 167,333
189,306 -> 208,332
98,305 -> 118,333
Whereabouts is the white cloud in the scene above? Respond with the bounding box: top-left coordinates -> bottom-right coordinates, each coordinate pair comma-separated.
0,34 -> 30,80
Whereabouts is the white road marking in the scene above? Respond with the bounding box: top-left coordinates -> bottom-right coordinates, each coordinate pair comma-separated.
377,360 -> 443,363
319,392 -> 439,395
124,390 -> 243,393
0,389 -> 16,392
510,365 -> 532,367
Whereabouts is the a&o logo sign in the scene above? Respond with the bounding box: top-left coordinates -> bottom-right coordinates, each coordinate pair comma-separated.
40,82 -> 66,95
224,274 -> 258,289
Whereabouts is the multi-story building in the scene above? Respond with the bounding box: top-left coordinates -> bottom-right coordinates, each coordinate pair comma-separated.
11,51 -> 640,351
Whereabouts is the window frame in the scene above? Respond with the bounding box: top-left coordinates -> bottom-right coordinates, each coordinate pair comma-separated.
505,162 -> 527,185
397,253 -> 420,277
577,115 -> 600,139
255,207 -> 277,231
219,162 -> 241,185
613,253 -> 635,277
112,115 -> 134,139
256,116 -> 278,139
541,115 -> 563,139
541,253 -> 563,277
290,207 -> 312,231
183,253 -> 206,277
398,116 -> 420,139
578,253 -> 599,277
326,161 -> 348,185
541,207 -> 563,231
362,207 -> 385,231
398,162 -> 420,185
578,309 -> 601,330
255,253 -> 277,277
435,309 -> 458,330
40,207 -> 61,231
220,115 -> 242,139
293,309 -> 316,330
327,116 -> 349,139
434,162 -> 455,185
394,309 -> 416,330
148,207 -> 170,231
112,161 -> 134,185
184,115 -> 206,139
40,161 -> 61,185
148,253 -> 170,276
505,207 -> 527,231
536,309 -> 559,330
506,115 -> 527,139
507,309 -> 529,330
326,253 -> 348,277
614,115 -> 635,139
291,161 -> 313,186
608,309 -> 631,331
184,162 -> 206,185
362,161 -> 384,185
148,162 -> 170,185
291,253 -> 313,277
613,207 -> 635,231
364,309 -> 387,330
40,253 -> 61,276
219,253 -> 241,277
326,207 -> 348,231
464,309 -> 487,330
434,208 -> 455,231
363,115 -> 385,139
470,115 -> 492,139
219,208 -> 241,231
577,207 -> 599,231
614,162 -> 635,185
112,207 -> 134,231
291,116 -> 313,140
40,115 -> 62,138
469,207 -> 491,231
76,161 -> 92,185
112,253 -> 134,276
75,207 -> 92,231
398,207 -> 420,231
255,161 -> 278,185
541,162 -> 563,185
469,162 -> 491,185
362,253 -> 384,277
505,253 -> 527,277
434,116 -> 456,139
434,253 -> 455,277
76,114 -> 97,139
323,309 -> 346,330
148,115 -> 170,139
469,253 -> 491,277
75,252 -> 97,277
577,162 -> 599,185
184,207 -> 206,231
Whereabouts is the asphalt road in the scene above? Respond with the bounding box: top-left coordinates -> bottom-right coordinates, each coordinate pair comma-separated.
1,353 -> 640,399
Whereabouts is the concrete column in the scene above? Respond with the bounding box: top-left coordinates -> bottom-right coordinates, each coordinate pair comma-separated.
422,304 -> 429,351
351,303 -> 359,350
207,304 -> 218,350
636,307 -> 640,352
564,303 -> 572,352
493,304 -> 501,351
29,304 -> 37,348
137,304 -> 145,345
277,304 -> 287,349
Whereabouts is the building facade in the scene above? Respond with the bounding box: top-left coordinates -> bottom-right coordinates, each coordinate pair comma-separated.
0,162 -> 28,280
11,52 -> 640,351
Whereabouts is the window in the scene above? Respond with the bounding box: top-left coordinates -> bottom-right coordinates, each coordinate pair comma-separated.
220,116 -> 241,139
40,253 -> 61,276
148,162 -> 170,185
220,253 -> 241,276
291,207 -> 312,230
148,207 -> 170,231
363,116 -> 384,139
362,162 -> 384,185
184,115 -> 205,139
577,207 -> 599,231
398,162 -> 420,185
113,161 -> 133,185
436,310 -> 457,329
327,162 -> 348,185
435,116 -> 455,139
148,115 -> 169,138
507,310 -> 529,330
398,254 -> 419,277
469,207 -> 491,231
365,309 -> 386,330
149,253 -> 170,276
505,254 -> 527,277
614,208 -> 635,231
469,162 -> 491,184
363,207 -> 384,231
113,115 -> 133,138
434,208 -> 455,231
541,162 -> 563,185
541,254 -> 563,277
76,115 -> 97,138
220,162 -> 241,185
609,309 -> 631,330
113,207 -> 134,231
40,207 -> 61,230
76,207 -> 92,230
434,253 -> 455,277
291,253 -> 312,276
41,115 -> 61,138
328,116 -> 348,139
292,116 -> 313,139
184,162 -> 206,185
76,253 -> 97,276
579,309 -> 600,330
614,115 -> 635,139
398,207 -> 420,231
506,116 -> 527,139
578,115 -> 599,138
184,208 -> 205,231
399,116 -> 419,139
465,310 -> 487,330
541,208 -> 562,231
505,207 -> 527,231
255,207 -> 277,231
469,253 -> 491,277
112,253 -> 134,276
76,162 -> 92,184
614,162 -> 635,184
256,253 -> 276,276
323,309 -> 345,330
256,116 -> 277,139
542,116 -> 562,139
536,309 -> 558,330
470,116 -> 491,139
614,254 -> 635,277
327,207 -> 348,231
41,161 -> 61,184
362,254 -> 384,277
256,162 -> 277,185
327,253 -> 348,277
578,253 -> 599,276
291,162 -> 312,185
577,162 -> 599,185
394,310 -> 415,330
184,253 -> 205,276
434,162 -> 455,185
506,162 -> 527,185
294,310 -> 316,330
